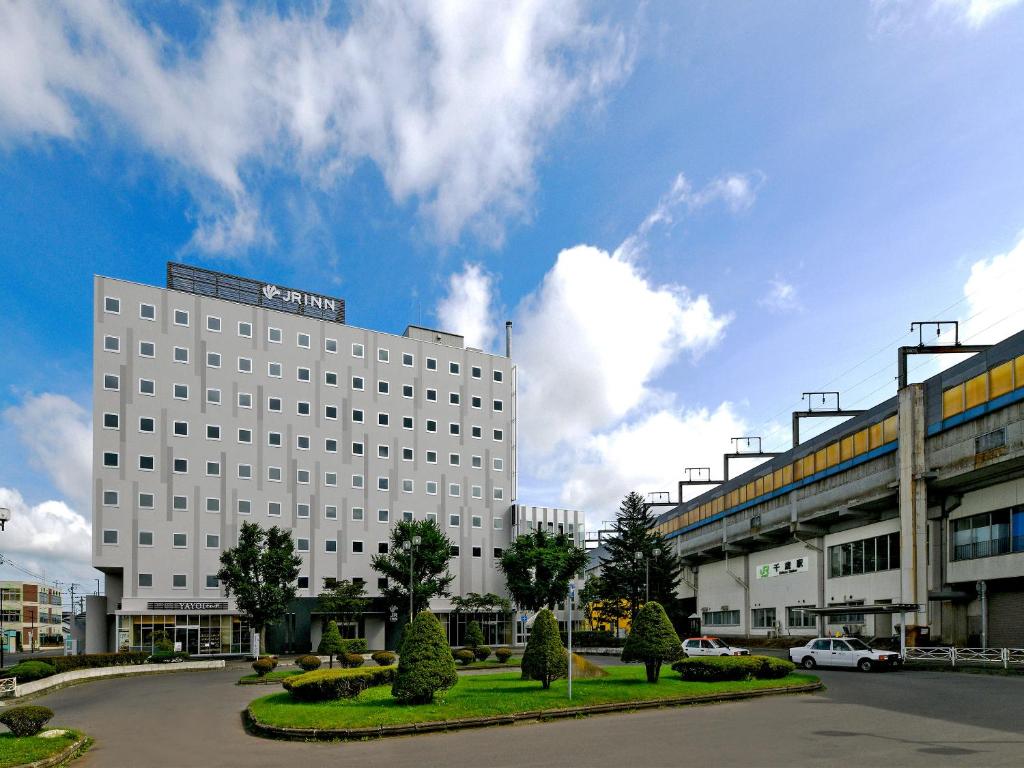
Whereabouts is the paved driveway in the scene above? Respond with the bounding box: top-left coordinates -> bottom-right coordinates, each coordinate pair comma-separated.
24,662 -> 1024,767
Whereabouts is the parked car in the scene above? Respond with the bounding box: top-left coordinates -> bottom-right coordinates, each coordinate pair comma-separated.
789,637 -> 901,672
681,636 -> 750,657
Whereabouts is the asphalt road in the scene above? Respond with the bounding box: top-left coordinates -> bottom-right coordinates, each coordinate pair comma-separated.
18,661 -> 1024,767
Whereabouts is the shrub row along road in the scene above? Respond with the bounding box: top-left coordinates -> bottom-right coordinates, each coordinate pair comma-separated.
24,660 -> 1024,767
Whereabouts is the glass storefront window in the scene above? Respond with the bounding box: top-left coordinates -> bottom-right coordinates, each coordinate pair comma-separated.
121,614 -> 252,655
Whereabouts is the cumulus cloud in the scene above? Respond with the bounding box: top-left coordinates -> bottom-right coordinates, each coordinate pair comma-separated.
0,486 -> 92,590
515,245 -> 731,455
4,393 -> 92,511
759,277 -> 801,313
960,231 -> 1024,343
437,264 -> 499,351
0,0 -> 632,252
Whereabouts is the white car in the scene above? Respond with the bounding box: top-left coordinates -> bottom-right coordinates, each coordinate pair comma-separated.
682,637 -> 751,657
789,637 -> 901,672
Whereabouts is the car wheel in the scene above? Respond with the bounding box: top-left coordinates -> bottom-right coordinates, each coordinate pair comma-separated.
801,656 -> 816,670
721,653 -> 730,657
858,658 -> 873,673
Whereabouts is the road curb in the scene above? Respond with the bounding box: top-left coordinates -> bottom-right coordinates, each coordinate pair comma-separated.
244,680 -> 823,742
10,734 -> 90,768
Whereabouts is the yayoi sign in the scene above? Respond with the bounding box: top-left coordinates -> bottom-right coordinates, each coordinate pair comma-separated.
146,601 -> 229,611
262,284 -> 337,312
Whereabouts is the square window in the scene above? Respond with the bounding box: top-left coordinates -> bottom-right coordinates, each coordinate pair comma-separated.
494,547 -> 503,558
138,492 -> 154,508
402,384 -> 413,398
378,542 -> 389,554
268,362 -> 282,377
103,490 -> 118,506
297,332 -> 310,348
325,472 -> 337,486
174,309 -> 189,326
139,302 -> 155,320
173,383 -> 188,400
206,497 -> 220,513
402,353 -> 414,366
426,420 -> 437,433
104,335 -> 120,352
238,463 -> 252,479
325,404 -> 338,419
352,409 -> 364,423
268,327 -> 282,343
139,531 -> 154,546
238,321 -> 252,337
325,438 -> 338,452
471,396 -> 481,409
471,455 -> 482,469
325,371 -> 338,386
472,515 -> 482,528
297,401 -> 311,416
449,392 -> 459,405
268,397 -> 281,412
297,469 -> 310,483
268,431 -> 282,446
378,444 -> 389,459
352,375 -> 364,390
206,534 -> 220,548
426,512 -> 438,524
207,388 -> 221,405
494,370 -> 503,383
426,450 -> 437,464
402,447 -> 414,461
297,367 -> 311,382
297,576 -> 309,589
493,518 -> 504,530
206,575 -> 219,589
471,426 -> 481,439
449,484 -> 461,497
268,502 -> 281,516
449,453 -> 460,466
207,316 -> 221,332
238,499 -> 251,515
352,474 -> 364,489
449,513 -> 460,527
297,435 -> 310,450
326,540 -> 337,553
426,388 -> 437,402
377,477 -> 389,491
472,546 -> 482,558
104,296 -> 120,314
139,378 -> 155,396
402,416 -> 413,430
426,357 -> 437,370
426,481 -> 438,495
173,496 -> 188,511
238,392 -> 252,408
378,412 -> 389,427
493,399 -> 503,412
471,485 -> 482,499
402,479 -> 413,493
352,441 -> 364,456
238,357 -> 252,373
352,507 -> 364,521
206,461 -> 220,477
378,380 -> 389,395
139,340 -> 155,357
172,574 -> 187,589
449,423 -> 460,436
449,361 -> 460,375
325,505 -> 338,519
138,573 -> 153,587
207,352 -> 221,368
352,541 -> 364,554
139,455 -> 155,471
325,338 -> 337,353
103,373 -> 119,391
493,458 -> 504,471
103,412 -> 119,429
352,343 -> 364,358
297,503 -> 310,518
378,509 -> 389,523
103,451 -> 119,467
450,546 -> 460,557
238,428 -> 252,444
172,421 -> 188,437
471,366 -> 481,379
378,348 -> 389,363
493,429 -> 504,441
173,457 -> 187,473
172,533 -> 188,548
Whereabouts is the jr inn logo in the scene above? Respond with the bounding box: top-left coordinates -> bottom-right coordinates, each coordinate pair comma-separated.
262,284 -> 337,312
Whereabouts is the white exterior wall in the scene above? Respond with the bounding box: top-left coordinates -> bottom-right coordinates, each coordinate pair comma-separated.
696,558 -> 749,637
824,518 -> 902,636
748,542 -> 820,637
948,479 -> 1024,583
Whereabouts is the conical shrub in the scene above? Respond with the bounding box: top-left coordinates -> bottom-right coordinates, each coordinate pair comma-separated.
391,611 -> 458,704
521,609 -> 568,689
621,601 -> 681,682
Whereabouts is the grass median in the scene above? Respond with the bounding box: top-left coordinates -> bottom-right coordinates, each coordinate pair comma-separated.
0,729 -> 87,768
248,665 -> 818,731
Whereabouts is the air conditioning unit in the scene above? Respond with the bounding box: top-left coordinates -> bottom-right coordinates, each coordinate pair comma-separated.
720,605 -> 730,611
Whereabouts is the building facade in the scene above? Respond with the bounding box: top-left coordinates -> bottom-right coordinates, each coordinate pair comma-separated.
90,264 -> 517,654
653,330 -> 1024,648
0,582 -> 64,652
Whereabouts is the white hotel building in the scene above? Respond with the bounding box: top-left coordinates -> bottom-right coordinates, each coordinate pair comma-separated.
87,263 -> 536,655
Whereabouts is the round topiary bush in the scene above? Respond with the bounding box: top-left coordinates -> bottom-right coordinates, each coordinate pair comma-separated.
6,660 -> 56,683
371,651 -> 397,666
0,705 -> 53,737
296,654 -> 321,672
521,609 -> 568,689
473,645 -> 492,662
392,610 -> 458,704
252,657 -> 276,677
454,649 -> 476,666
620,601 -> 681,683
340,652 -> 365,668
494,647 -> 513,663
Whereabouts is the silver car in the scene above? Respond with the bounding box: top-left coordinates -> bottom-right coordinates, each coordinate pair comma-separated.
682,637 -> 751,657
789,637 -> 901,672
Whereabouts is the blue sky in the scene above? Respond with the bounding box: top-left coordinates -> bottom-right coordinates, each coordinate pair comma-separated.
1,0 -> 1023,584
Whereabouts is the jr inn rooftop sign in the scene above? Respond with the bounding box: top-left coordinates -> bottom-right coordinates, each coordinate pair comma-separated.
261,283 -> 337,312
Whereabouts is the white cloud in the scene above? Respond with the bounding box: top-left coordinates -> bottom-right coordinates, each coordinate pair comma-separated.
871,0 -> 1022,32
437,263 -> 499,351
934,0 -> 1023,27
555,404 -> 748,522
759,277 -> 801,313
4,393 -> 92,511
961,231 -> 1024,343
0,0 -> 632,252
516,244 -> 731,454
0,488 -> 91,568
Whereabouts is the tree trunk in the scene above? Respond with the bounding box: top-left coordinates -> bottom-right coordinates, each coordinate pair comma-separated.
646,660 -> 660,683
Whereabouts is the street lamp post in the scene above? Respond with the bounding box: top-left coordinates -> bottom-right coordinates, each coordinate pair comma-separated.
635,548 -> 663,603
403,535 -> 423,622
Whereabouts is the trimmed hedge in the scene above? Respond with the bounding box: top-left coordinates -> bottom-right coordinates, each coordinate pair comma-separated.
0,705 -> 53,737
672,655 -> 795,682
473,645 -> 492,662
340,652 -> 365,668
282,665 -> 397,702
5,661 -> 56,683
495,647 -> 513,663
560,630 -> 625,648
252,657 -> 278,677
371,651 -> 397,667
147,651 -> 189,664
49,652 -> 149,673
340,638 -> 368,654
296,654 -> 322,672
454,649 -> 476,666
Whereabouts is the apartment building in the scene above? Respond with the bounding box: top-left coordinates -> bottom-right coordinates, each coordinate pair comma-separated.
0,581 -> 64,652
88,264 -> 517,654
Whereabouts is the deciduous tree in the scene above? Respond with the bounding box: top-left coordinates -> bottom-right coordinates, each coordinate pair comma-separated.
499,530 -> 588,611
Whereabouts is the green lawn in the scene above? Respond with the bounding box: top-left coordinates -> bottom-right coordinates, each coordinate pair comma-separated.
456,658 -> 521,670
248,665 -> 817,731
0,729 -> 85,768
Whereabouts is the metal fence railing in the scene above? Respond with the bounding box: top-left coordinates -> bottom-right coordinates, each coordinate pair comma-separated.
903,646 -> 1024,669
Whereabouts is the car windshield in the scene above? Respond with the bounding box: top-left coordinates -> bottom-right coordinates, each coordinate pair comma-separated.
708,639 -> 729,648
845,638 -> 871,650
